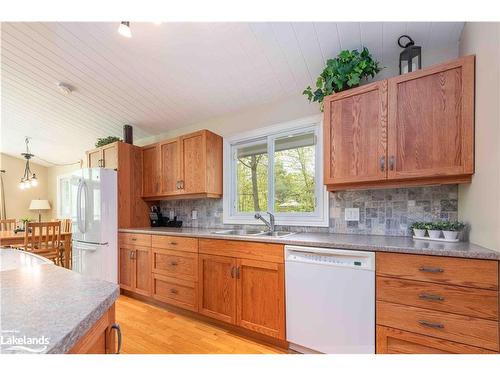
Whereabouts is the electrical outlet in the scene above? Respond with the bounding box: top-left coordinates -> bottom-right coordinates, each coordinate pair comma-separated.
345,208 -> 360,222
192,210 -> 198,220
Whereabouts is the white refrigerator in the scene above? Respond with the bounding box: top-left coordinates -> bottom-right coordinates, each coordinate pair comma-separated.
70,168 -> 117,284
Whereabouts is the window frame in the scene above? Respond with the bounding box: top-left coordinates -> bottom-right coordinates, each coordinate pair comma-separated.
223,115 -> 328,227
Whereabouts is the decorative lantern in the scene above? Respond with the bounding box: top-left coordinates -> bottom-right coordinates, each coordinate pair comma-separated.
398,35 -> 422,74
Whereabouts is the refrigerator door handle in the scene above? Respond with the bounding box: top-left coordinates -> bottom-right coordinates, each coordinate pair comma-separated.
80,180 -> 88,233
76,179 -> 84,233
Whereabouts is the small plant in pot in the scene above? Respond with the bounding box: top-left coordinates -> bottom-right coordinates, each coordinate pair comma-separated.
410,222 -> 427,237
442,221 -> 465,241
428,221 -> 446,239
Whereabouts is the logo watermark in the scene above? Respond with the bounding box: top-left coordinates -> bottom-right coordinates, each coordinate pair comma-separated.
0,330 -> 50,353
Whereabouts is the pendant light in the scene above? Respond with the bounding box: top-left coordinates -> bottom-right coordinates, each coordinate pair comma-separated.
118,21 -> 132,38
19,137 -> 38,190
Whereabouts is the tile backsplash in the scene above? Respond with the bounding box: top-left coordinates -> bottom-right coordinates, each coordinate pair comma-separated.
160,185 -> 458,237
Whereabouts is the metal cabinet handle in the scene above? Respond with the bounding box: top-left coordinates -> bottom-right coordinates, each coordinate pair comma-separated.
170,288 -> 178,294
170,261 -> 178,266
131,238 -> 137,241
179,180 -> 184,189
101,159 -> 105,168
129,250 -> 134,259
418,320 -> 444,329
170,241 -> 178,245
176,181 -> 180,189
389,156 -> 395,171
111,323 -> 122,354
230,266 -> 235,278
380,156 -> 385,172
419,267 -> 444,273
236,266 -> 240,279
418,293 -> 445,301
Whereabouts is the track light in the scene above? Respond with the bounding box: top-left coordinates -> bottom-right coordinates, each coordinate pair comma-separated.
118,21 -> 132,38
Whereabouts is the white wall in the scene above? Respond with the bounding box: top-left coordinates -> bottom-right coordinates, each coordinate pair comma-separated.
458,22 -> 500,250
0,153 -> 51,221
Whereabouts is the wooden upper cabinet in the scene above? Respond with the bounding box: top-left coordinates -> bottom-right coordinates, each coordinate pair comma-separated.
159,138 -> 181,195
87,149 -> 102,168
387,55 -> 475,181
86,142 -> 119,169
324,81 -> 388,186
141,130 -> 222,199
323,55 -> 475,191
142,144 -> 160,197
180,132 -> 206,194
236,259 -> 285,339
102,144 -> 118,169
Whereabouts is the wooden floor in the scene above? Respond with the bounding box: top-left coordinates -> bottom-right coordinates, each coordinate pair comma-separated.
115,295 -> 287,354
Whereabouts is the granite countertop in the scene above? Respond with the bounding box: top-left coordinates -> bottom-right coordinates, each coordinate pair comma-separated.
119,227 -> 500,260
0,249 -> 119,354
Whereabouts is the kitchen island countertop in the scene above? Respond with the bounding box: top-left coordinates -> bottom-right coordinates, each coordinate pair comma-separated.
0,249 -> 119,354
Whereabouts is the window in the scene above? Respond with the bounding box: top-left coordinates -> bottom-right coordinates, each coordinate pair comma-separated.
224,115 -> 328,226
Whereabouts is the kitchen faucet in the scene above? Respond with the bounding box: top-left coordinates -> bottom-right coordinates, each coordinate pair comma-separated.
254,212 -> 275,232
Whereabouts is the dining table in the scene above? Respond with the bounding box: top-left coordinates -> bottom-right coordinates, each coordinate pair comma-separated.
0,230 -> 72,268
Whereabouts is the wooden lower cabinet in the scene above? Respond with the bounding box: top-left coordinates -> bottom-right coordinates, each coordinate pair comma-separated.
198,254 -> 237,324
69,304 -> 117,354
376,252 -> 500,354
153,273 -> 198,312
197,248 -> 286,340
236,259 -> 285,339
376,326 -> 496,354
119,242 -> 151,297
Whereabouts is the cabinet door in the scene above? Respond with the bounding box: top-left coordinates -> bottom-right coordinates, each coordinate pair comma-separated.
87,149 -> 103,168
159,138 -> 181,195
376,326 -> 495,354
198,254 -> 237,324
323,81 -> 388,186
236,259 -> 285,339
119,243 -> 134,291
142,144 -> 160,196
180,132 -> 206,194
387,55 -> 474,180
102,143 -> 118,169
133,245 -> 152,296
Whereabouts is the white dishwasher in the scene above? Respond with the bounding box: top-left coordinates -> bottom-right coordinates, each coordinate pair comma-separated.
285,245 -> 375,354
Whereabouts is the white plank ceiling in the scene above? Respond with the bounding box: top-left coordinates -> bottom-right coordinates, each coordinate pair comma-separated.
1,22 -> 464,165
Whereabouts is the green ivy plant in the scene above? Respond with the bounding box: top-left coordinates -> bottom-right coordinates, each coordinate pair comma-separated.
95,136 -> 122,148
303,47 -> 382,110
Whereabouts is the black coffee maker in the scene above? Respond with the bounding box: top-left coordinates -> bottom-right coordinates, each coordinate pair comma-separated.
149,205 -> 163,227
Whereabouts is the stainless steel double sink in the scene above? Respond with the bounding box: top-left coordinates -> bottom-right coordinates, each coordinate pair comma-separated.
211,229 -> 294,238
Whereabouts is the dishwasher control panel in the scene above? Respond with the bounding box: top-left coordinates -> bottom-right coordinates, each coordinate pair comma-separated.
285,246 -> 375,270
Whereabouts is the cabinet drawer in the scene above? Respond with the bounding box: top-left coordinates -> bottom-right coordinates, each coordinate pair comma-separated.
376,253 -> 499,290
377,301 -> 499,351
119,233 -> 151,247
376,325 -> 496,354
152,248 -> 198,282
152,274 -> 198,312
199,239 -> 284,263
377,277 -> 499,320
152,235 -> 198,253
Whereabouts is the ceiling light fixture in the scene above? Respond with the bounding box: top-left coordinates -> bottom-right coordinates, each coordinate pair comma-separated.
19,137 -> 38,190
57,82 -> 73,96
118,21 -> 132,38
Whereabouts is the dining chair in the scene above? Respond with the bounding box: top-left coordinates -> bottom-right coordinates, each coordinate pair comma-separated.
54,218 -> 72,267
23,221 -> 62,265
0,218 -> 17,231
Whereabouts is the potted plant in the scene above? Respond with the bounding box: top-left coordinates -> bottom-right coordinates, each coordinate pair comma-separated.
442,221 -> 465,241
428,221 -> 446,239
410,222 -> 427,237
303,47 -> 382,111
95,136 -> 122,148
20,217 -> 31,231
